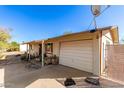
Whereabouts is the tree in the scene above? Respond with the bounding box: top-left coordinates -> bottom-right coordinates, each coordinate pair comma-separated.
7,41 -> 19,51
0,28 -> 11,42
0,27 -> 11,52
0,41 -> 9,49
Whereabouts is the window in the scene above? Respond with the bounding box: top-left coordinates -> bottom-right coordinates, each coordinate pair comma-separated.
45,43 -> 53,54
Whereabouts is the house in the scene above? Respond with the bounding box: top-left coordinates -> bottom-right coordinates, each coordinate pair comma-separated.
20,43 -> 28,52
22,26 -> 119,76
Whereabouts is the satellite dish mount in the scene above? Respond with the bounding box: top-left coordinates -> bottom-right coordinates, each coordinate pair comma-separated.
91,5 -> 101,29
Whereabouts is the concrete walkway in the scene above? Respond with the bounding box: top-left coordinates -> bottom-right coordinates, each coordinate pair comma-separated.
26,79 -> 65,88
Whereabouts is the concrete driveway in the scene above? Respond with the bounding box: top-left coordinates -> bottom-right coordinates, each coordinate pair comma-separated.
0,63 -> 123,88
1,63 -> 93,88
0,52 -> 92,88
0,52 -> 124,88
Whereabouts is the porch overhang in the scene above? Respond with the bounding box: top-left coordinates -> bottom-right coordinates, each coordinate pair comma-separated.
23,40 -> 44,44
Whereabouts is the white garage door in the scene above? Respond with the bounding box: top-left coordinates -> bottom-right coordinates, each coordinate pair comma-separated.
60,40 -> 93,73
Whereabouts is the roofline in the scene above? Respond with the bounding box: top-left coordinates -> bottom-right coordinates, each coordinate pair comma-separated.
47,26 -> 113,40
110,26 -> 119,43
20,25 -> 119,44
22,40 -> 45,44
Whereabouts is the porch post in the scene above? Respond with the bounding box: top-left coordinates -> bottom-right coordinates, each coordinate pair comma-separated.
39,44 -> 42,62
26,44 -> 29,60
42,40 -> 44,67
28,44 -> 31,61
26,43 -> 28,53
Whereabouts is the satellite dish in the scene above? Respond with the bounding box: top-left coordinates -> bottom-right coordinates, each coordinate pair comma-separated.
91,5 -> 101,17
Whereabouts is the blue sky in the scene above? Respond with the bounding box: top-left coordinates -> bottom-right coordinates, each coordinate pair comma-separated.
0,5 -> 124,43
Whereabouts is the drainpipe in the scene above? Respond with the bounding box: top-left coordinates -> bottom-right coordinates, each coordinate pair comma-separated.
99,30 -> 102,75
42,40 -> 44,67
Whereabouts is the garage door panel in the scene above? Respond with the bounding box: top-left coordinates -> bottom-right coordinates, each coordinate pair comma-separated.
60,60 -> 92,72
60,53 -> 92,57
60,52 -> 92,58
60,40 -> 93,73
61,47 -> 92,51
60,49 -> 92,53
60,55 -> 92,61
60,57 -> 92,64
60,52 -> 92,56
61,45 -> 92,48
61,49 -> 92,52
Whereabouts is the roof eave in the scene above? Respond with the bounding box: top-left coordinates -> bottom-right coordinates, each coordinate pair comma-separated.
110,26 -> 119,44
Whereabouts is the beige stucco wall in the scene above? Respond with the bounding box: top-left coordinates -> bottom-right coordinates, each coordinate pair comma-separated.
101,30 -> 113,74
20,44 -> 28,52
53,42 -> 60,56
92,34 -> 100,75
30,44 -> 39,55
